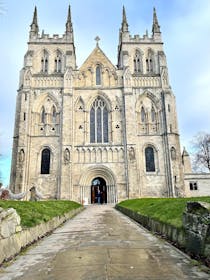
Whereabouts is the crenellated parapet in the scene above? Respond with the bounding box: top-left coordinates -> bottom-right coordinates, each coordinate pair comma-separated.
29,33 -> 74,44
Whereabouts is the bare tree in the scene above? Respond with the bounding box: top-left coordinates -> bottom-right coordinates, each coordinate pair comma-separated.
192,132 -> 210,172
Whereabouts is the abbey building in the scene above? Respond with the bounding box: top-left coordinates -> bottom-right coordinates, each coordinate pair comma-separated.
10,6 -> 186,203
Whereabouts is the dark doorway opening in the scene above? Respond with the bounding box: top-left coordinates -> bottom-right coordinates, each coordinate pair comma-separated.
91,177 -> 107,204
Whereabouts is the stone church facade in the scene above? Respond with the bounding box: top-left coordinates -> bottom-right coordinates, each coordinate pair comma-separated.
10,6 -> 185,203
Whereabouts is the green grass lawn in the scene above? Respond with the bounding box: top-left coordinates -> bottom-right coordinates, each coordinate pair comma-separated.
117,197 -> 210,228
0,200 -> 81,228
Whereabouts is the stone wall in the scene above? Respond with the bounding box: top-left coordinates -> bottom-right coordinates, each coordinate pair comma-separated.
116,202 -> 210,262
0,206 -> 83,265
183,201 -> 210,258
184,173 -> 210,197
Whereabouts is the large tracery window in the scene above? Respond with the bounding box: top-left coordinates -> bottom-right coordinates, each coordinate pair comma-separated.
41,148 -> 51,174
90,97 -> 108,143
145,146 -> 155,172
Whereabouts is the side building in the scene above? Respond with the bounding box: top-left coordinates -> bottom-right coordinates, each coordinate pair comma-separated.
10,6 -> 185,203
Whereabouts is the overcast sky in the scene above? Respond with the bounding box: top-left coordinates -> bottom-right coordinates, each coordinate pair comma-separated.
0,0 -> 210,185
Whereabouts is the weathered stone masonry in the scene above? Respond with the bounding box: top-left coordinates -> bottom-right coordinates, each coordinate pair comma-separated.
10,6 -> 185,203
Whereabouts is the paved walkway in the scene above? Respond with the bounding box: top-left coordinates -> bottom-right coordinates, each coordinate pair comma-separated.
0,205 -> 209,280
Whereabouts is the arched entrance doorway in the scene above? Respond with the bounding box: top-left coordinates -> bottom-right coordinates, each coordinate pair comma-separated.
91,177 -> 107,204
79,165 -> 117,204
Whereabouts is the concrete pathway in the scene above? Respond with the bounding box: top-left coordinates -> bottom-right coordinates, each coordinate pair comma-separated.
0,205 -> 209,280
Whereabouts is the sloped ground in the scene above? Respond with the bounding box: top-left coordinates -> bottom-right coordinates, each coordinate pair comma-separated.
117,197 -> 210,228
0,205 -> 209,280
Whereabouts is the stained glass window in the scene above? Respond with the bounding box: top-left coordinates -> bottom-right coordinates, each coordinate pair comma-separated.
41,148 -> 50,174
90,97 -> 108,143
145,147 -> 155,172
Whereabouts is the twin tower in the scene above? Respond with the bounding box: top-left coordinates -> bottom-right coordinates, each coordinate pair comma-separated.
10,5 -> 185,203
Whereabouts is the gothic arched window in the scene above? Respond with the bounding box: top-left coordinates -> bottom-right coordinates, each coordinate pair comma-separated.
41,107 -> 46,123
90,97 -> 108,143
41,148 -> 51,174
134,50 -> 142,73
41,50 -> 48,73
145,146 -> 155,172
141,107 -> 146,122
55,50 -> 62,73
96,66 -> 101,85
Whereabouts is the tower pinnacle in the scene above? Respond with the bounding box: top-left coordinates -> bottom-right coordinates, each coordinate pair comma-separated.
152,7 -> 161,34
121,6 -> 129,32
30,6 -> 39,38
66,5 -> 73,34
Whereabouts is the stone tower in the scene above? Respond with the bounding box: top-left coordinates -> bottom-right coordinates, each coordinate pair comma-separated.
10,6 -> 184,203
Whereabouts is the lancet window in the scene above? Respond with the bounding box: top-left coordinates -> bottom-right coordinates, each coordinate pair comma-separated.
41,148 -> 51,174
96,66 -> 101,85
145,146 -> 155,172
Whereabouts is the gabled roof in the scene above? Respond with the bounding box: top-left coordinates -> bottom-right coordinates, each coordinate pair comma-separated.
79,45 -> 116,71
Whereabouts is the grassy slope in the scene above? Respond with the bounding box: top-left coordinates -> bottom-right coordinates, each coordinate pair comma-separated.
118,197 -> 210,228
0,200 -> 81,228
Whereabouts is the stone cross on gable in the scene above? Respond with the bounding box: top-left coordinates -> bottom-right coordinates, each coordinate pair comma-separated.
95,36 -> 100,47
